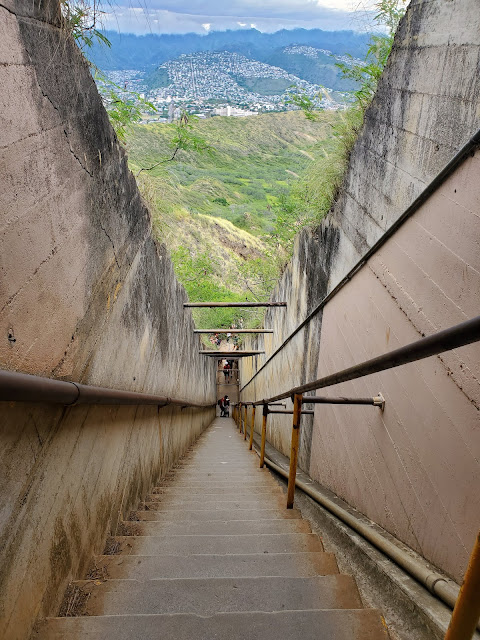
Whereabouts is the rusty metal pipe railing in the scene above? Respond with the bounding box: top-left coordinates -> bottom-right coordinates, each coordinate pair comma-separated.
304,395 -> 385,407
444,532 -> 480,640
256,316 -> 480,405
286,393 -> 303,508
0,370 -> 215,409
259,404 -> 268,468
248,405 -> 256,451
267,409 -> 314,415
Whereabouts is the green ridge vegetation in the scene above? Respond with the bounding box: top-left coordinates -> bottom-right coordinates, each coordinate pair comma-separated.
127,110 -> 338,332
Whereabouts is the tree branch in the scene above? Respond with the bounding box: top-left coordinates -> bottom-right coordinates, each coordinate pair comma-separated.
135,146 -> 180,178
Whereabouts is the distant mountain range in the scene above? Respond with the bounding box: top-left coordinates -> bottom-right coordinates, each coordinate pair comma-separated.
90,28 -> 370,72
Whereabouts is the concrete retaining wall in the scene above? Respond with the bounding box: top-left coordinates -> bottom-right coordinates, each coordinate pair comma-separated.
0,3 -> 215,639
240,0 -> 480,583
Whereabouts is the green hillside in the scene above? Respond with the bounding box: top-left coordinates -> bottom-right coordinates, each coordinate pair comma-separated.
127,111 -> 336,331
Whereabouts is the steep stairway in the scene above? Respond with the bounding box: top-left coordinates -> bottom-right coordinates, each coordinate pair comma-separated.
34,417 -> 389,639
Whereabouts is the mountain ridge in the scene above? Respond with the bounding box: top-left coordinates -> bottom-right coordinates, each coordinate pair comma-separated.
90,28 -> 370,71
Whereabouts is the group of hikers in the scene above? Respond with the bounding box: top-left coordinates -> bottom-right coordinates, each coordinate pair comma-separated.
209,323 -> 242,349
218,395 -> 230,417
209,333 -> 240,347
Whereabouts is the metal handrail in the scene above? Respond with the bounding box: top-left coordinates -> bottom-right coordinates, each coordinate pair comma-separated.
240,127 -> 480,393
0,369 -> 216,409
253,315 -> 480,405
246,315 -> 480,507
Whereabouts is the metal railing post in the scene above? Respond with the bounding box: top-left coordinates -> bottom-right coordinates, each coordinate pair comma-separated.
249,405 -> 256,450
244,405 -> 248,440
287,393 -> 303,509
444,532 -> 480,640
259,404 -> 268,468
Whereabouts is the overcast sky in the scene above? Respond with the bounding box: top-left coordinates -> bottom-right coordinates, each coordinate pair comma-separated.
102,0 -> 379,35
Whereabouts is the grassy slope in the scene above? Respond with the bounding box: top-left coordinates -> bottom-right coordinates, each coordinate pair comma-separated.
127,111 -> 335,329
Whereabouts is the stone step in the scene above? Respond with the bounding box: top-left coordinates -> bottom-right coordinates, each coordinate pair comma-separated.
157,470 -> 276,480
160,471 -> 271,482
74,576 -> 362,616
149,486 -> 283,498
120,518 -> 311,536
141,497 -> 287,511
111,533 -> 323,555
92,552 -> 339,579
145,490 -> 283,504
133,508 -> 302,521
156,479 -> 277,488
151,482 -> 284,502
36,609 -> 389,640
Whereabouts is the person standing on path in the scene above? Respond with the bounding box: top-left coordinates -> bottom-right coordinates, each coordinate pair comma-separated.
223,362 -> 231,382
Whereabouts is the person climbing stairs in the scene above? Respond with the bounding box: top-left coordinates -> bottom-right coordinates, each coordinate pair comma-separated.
34,417 -> 389,639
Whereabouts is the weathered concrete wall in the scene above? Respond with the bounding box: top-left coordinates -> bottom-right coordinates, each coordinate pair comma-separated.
240,0 -> 480,583
240,225 -> 338,470
0,3 -> 215,639
328,0 -> 480,289
309,151 -> 480,584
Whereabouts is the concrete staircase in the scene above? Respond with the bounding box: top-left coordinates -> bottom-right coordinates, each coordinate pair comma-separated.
34,418 -> 389,639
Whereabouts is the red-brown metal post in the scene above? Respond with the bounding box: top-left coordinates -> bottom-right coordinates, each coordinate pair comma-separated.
259,405 -> 268,468
249,405 -> 256,450
444,531 -> 480,640
244,405 -> 248,440
286,393 -> 303,509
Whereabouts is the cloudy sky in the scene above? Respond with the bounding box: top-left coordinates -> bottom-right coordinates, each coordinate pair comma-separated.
102,0 -> 379,35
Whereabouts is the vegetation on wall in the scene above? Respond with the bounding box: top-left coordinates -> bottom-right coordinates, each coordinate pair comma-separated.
60,1 -> 156,142
279,0 -> 407,252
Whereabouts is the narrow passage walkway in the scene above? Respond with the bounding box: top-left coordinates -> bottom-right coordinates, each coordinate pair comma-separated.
36,418 -> 389,639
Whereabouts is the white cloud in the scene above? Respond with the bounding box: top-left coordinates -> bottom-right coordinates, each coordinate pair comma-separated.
99,0 -> 391,34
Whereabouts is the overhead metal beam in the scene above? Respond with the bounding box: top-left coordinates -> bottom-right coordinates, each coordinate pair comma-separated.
185,302 -> 286,308
194,329 -> 273,334
200,350 -> 265,357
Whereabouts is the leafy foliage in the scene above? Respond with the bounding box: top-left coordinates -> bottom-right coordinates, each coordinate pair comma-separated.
60,0 -> 110,51
61,1 -> 157,144
95,75 -> 156,143
286,89 -> 322,121
170,113 -> 212,157
335,1 -> 406,107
